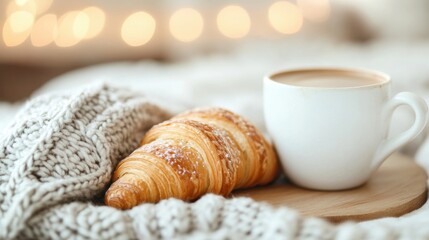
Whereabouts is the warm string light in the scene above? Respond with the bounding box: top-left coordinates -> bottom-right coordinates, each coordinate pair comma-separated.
121,11 -> 156,46
34,0 -> 53,15
2,7 -> 34,47
268,1 -> 303,34
55,11 -> 88,47
2,1 -> 331,48
217,5 -> 251,39
15,0 -> 29,6
3,0 -> 105,47
2,14 -> 32,46
30,13 -> 57,47
82,7 -> 106,39
8,11 -> 34,33
169,8 -> 204,42
9,0 -> 52,16
7,0 -> 36,16
54,8 -> 106,47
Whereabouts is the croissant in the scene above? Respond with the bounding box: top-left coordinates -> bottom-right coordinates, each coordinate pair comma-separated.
105,108 -> 278,209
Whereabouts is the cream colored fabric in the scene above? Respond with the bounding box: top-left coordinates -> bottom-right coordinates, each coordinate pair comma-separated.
0,84 -> 169,239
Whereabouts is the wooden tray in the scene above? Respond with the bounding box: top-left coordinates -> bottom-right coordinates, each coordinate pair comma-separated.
233,154 -> 428,223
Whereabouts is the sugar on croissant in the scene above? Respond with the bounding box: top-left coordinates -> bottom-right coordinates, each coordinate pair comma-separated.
105,108 -> 278,209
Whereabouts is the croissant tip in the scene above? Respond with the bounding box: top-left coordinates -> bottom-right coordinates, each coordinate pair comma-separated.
105,185 -> 137,210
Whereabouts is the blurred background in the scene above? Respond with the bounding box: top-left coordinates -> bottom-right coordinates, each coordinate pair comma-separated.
1,0 -> 333,102
1,0 -> 429,155
1,0 -> 428,100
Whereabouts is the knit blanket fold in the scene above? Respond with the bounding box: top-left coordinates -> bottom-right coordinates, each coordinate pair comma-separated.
0,85 -> 170,239
1,84 -> 428,240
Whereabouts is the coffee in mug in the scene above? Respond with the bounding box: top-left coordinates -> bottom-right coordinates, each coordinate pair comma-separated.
277,71 -> 380,88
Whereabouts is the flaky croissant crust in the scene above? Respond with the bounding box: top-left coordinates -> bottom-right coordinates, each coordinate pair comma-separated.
105,108 -> 278,209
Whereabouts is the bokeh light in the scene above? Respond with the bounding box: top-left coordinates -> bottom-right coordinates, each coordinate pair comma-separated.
30,14 -> 57,47
7,0 -> 36,16
217,5 -> 251,39
34,0 -> 54,15
268,1 -> 303,34
15,0 -> 29,6
8,11 -> 34,33
55,11 -> 89,47
73,12 -> 90,39
2,16 -> 32,46
82,6 -> 106,39
121,11 -> 156,46
297,0 -> 330,22
169,8 -> 204,42
1,2 -> 324,48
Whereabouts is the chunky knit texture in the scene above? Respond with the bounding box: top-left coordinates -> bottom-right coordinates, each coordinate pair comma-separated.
1,84 -> 428,240
0,85 -> 170,239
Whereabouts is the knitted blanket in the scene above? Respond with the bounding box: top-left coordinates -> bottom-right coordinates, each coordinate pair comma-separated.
0,85 -> 428,240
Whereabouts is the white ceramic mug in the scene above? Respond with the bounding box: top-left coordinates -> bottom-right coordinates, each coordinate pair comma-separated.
264,67 -> 428,190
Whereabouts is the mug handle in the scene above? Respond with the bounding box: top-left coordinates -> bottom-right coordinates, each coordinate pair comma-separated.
371,92 -> 428,172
